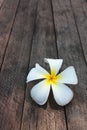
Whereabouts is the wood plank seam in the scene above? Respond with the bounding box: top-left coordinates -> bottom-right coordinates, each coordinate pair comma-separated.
0,0 -> 39,129
69,0 -> 87,62
50,0 -> 68,129
20,1 -> 38,130
64,107 -> 68,130
21,0 -> 67,129
0,0 -> 20,71
52,0 -> 87,129
50,0 -> 59,58
69,0 -> 87,65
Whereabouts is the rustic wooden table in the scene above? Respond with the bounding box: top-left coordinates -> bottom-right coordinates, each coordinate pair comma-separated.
0,0 -> 87,130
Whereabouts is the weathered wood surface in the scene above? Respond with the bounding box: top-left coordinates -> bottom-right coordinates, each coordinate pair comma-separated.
0,0 -> 87,130
52,0 -> 87,130
70,0 -> 87,62
0,0 -> 19,68
21,0 -> 66,129
0,0 -> 4,8
0,0 -> 38,129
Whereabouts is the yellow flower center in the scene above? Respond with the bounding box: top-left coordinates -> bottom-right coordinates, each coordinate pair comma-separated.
45,73 -> 62,85
47,75 -> 57,84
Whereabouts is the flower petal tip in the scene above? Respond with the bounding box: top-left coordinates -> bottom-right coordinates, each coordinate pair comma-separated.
52,83 -> 74,106
35,63 -> 39,67
60,93 -> 74,106
26,80 -> 28,83
26,78 -> 30,83
57,92 -> 74,106
30,80 -> 50,106
44,58 -> 63,63
70,66 -> 78,84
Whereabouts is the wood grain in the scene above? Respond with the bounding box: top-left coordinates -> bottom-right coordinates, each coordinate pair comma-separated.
0,0 -> 4,8
21,0 -> 67,130
70,0 -> 87,62
52,0 -> 87,129
0,0 -> 87,129
0,0 -> 19,68
0,0 -> 38,129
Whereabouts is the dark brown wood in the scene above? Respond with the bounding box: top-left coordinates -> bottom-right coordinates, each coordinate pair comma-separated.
21,0 -> 67,130
70,0 -> 87,62
52,0 -> 87,129
0,0 -> 4,8
0,0 -> 38,129
0,0 -> 87,129
0,0 -> 19,68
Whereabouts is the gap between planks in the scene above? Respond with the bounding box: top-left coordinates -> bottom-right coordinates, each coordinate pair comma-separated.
69,0 -> 87,65
0,0 -> 20,71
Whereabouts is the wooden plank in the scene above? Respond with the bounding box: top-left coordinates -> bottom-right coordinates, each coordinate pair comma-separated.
70,0 -> 87,61
0,0 -> 19,68
0,0 -> 38,129
21,0 -> 67,130
0,0 -> 4,8
52,0 -> 87,129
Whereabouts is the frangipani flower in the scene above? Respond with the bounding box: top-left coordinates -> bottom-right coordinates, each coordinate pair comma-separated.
26,58 -> 78,106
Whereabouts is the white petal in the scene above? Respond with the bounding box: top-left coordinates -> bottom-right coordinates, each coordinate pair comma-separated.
31,80 -> 50,105
52,83 -> 73,106
35,63 -> 49,74
44,58 -> 63,75
58,66 -> 78,84
26,64 -> 49,83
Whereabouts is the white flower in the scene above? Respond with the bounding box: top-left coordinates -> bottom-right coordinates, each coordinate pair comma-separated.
26,58 -> 78,106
